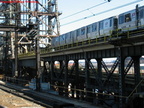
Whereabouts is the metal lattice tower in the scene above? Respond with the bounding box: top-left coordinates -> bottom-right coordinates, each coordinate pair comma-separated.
0,0 -> 61,75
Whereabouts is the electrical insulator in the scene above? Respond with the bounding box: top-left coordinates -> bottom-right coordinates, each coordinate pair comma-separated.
105,0 -> 111,2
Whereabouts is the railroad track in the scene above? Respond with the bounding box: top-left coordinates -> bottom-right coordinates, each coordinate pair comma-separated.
0,83 -> 53,108
0,81 -> 101,108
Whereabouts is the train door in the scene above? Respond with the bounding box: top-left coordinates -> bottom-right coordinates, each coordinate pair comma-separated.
99,20 -> 104,36
103,17 -> 113,36
76,29 -> 80,42
99,17 -> 114,37
87,22 -> 98,39
91,22 -> 99,38
86,24 -> 91,39
77,27 -> 87,42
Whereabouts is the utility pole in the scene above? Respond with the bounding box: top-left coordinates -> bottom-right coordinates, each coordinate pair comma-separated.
14,2 -> 20,77
48,1 -> 53,36
35,27 -> 41,91
55,0 -> 60,36
48,0 -> 61,40
35,0 -> 41,91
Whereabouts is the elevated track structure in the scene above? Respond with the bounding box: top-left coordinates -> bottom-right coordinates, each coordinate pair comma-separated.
17,28 -> 144,108
0,0 -> 144,108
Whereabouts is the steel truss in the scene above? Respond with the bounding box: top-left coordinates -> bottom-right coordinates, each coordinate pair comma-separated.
0,0 -> 61,76
34,45 -> 143,108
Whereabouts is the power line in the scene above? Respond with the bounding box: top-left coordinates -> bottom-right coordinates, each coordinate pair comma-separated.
61,0 -> 143,26
60,1 -> 107,20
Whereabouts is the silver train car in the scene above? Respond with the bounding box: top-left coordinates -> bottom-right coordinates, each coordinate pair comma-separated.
118,5 -> 144,32
51,16 -> 117,48
51,5 -> 144,48
118,7 -> 137,32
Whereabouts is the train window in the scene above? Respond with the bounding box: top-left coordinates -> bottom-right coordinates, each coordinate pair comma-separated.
119,15 -> 124,24
87,26 -> 91,33
92,23 -> 97,32
104,18 -> 112,28
70,32 -> 74,41
140,9 -> 144,18
65,33 -> 68,39
110,18 -> 112,27
81,27 -> 85,35
70,32 -> 73,37
99,21 -> 103,30
125,13 -> 131,22
76,29 -> 80,36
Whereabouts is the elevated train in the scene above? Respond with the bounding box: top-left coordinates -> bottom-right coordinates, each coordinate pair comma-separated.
51,5 -> 144,48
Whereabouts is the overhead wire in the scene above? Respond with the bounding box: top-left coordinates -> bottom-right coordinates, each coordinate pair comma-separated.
61,0 -> 143,26
60,1 -> 107,20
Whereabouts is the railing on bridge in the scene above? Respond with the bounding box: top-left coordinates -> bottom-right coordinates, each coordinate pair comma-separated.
18,25 -> 144,58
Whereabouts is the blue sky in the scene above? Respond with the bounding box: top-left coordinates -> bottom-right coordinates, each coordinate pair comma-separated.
58,0 -> 144,34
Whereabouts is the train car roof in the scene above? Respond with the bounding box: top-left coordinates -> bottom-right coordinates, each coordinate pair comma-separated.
138,5 -> 144,9
118,8 -> 136,16
98,16 -> 117,22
